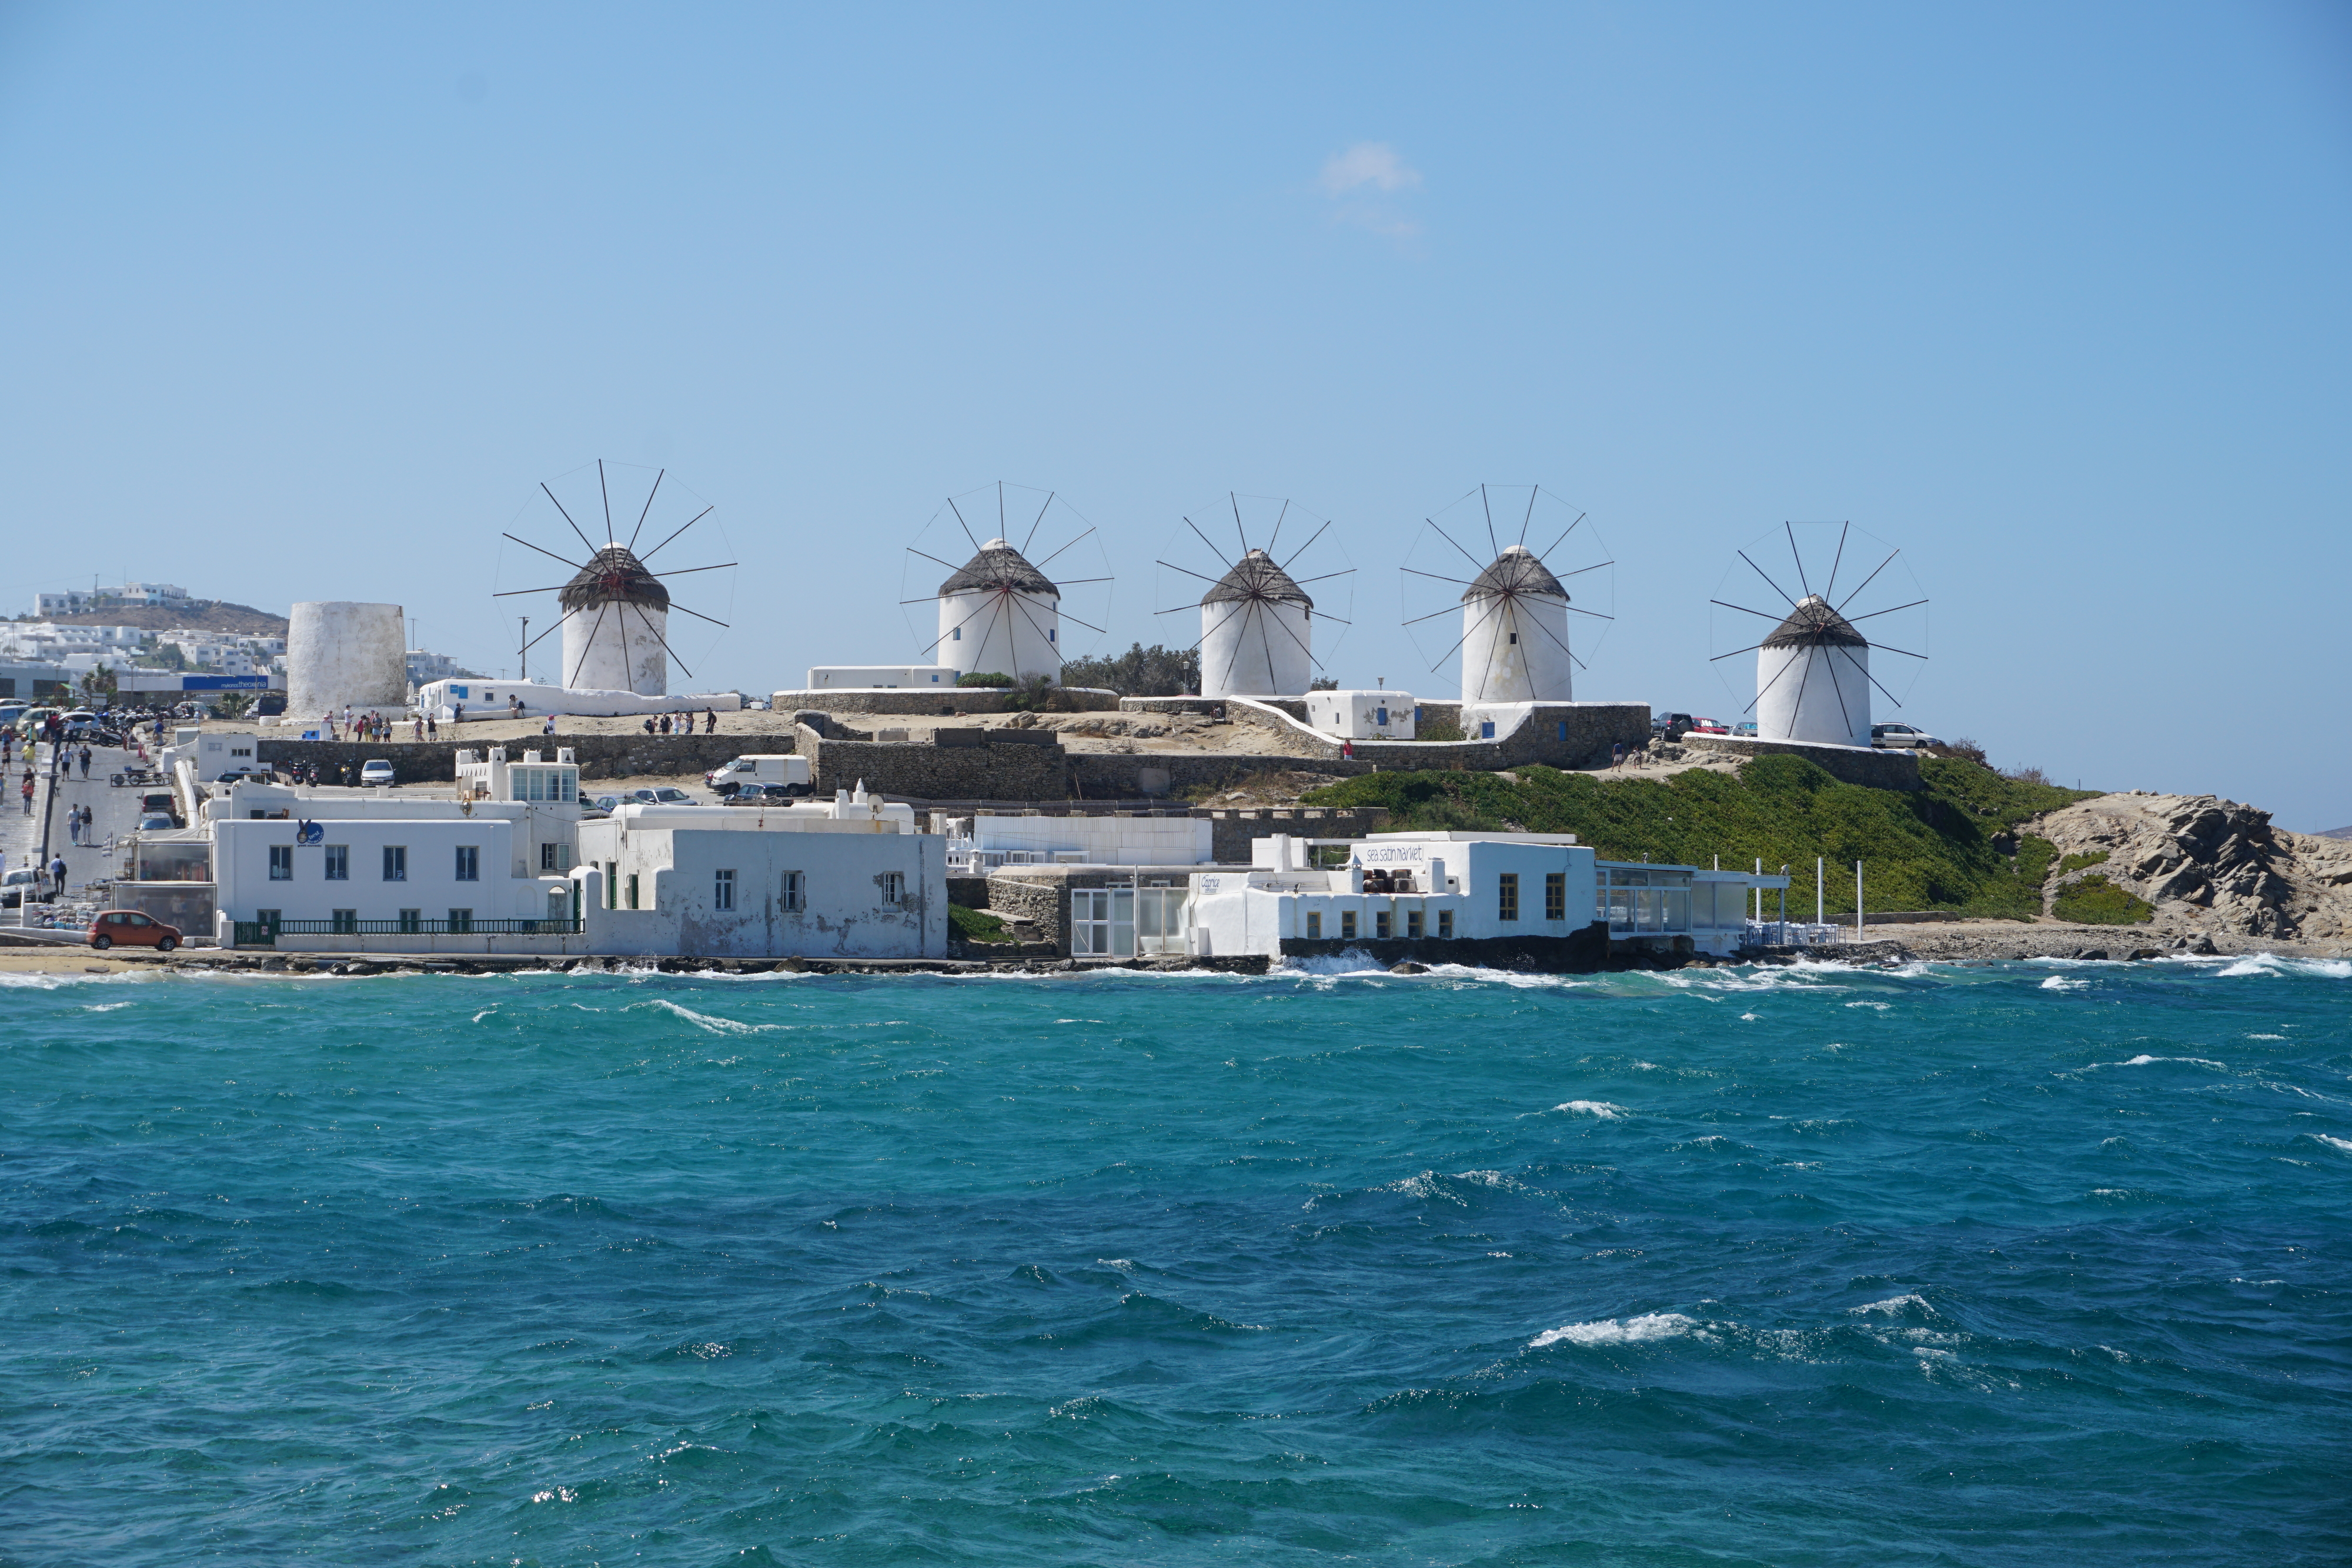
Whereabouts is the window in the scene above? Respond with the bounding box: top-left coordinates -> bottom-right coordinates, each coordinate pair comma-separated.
1306,910 -> 1322,939
268,845 -> 293,881
1375,908 -> 1391,938
1480,721 -> 1496,738
881,872 -> 904,908
1557,721 -> 1568,741
1545,872 -> 1566,921
324,845 -> 348,881
1407,908 -> 1424,939
448,908 -> 473,933
780,871 -> 804,911
1071,887 -> 1134,958
1341,910 -> 1357,939
951,626 -> 961,641
398,909 -> 420,933
1498,872 -> 1519,921
330,909 -> 356,934
1047,627 -> 1056,643
1438,908 -> 1454,939
1508,632 -> 1518,644
714,868 -> 736,911
540,842 -> 570,872
627,873 -> 639,910
383,845 -> 407,882
455,845 -> 479,882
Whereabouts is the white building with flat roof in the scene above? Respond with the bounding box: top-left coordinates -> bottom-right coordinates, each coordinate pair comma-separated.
1180,830 -> 1786,961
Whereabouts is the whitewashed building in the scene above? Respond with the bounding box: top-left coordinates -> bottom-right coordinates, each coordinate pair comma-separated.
942,811 -> 1212,873
415,676 -> 742,723
1181,830 -> 1785,961
574,787 -> 943,959
1305,689 -> 1416,740
804,665 -> 959,690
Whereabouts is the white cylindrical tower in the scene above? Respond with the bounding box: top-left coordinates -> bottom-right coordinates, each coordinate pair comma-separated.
1755,596 -> 1871,746
287,601 -> 407,717
560,546 -> 669,695
1200,549 -> 1312,697
1459,545 -> 1574,703
937,537 -> 1060,680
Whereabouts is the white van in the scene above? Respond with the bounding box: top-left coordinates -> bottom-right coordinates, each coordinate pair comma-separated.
703,754 -> 811,794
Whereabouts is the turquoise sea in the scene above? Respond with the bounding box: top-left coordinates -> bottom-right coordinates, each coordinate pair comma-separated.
2,954 -> 2347,1566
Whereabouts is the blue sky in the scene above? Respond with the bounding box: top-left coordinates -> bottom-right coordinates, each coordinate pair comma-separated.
4,2 -> 2347,825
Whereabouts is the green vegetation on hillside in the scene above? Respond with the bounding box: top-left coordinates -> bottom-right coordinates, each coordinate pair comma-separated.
2059,849 -> 2111,874
1301,754 -> 2097,918
2052,874 -> 2154,925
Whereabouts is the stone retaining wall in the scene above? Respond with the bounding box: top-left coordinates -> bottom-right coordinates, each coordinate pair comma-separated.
772,687 -> 1121,714
1699,735 -> 1922,790
252,733 -> 801,785
1121,697 -> 1651,772
794,722 -> 1068,800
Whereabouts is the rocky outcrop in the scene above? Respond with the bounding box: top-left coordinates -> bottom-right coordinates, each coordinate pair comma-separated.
2023,793 -> 2352,941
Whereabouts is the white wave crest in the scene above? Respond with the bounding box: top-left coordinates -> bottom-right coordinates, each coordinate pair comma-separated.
1851,1293 -> 1934,1316
636,998 -> 786,1035
2040,975 -> 2087,991
2216,953 -> 2352,979
2096,1054 -> 2227,1070
2308,1134 -> 2352,1155
1531,1312 -> 1699,1348
1553,1100 -> 1631,1118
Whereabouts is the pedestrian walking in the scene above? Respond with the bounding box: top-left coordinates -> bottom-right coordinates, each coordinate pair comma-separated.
704,708 -> 717,734
49,854 -> 66,897
427,714 -> 438,739
79,745 -> 92,778
68,808 -> 79,845
19,769 -> 32,815
81,804 -> 94,842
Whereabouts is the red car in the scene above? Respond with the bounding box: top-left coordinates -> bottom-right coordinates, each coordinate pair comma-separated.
1686,717 -> 1732,735
88,910 -> 182,952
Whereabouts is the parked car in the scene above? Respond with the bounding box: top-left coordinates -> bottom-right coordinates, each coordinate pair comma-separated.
1870,723 -> 1943,750
137,813 -> 176,831
359,760 -> 397,787
1733,721 -> 1758,737
650,786 -> 697,805
723,782 -> 805,806
1686,717 -> 1731,735
589,793 -> 623,814
1,868 -> 46,908
213,766 -> 260,783
88,910 -> 181,952
1652,712 -> 1695,741
59,709 -> 100,737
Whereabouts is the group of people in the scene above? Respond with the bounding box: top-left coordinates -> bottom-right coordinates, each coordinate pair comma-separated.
641,710 -> 720,736
325,708 -> 403,743
64,802 -> 95,844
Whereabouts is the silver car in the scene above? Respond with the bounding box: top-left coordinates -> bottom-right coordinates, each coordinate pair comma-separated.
1870,723 -> 1942,750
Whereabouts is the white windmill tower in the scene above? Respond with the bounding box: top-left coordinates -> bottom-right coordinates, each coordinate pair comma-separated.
904,483 -> 1112,683
1710,522 -> 1929,747
1401,486 -> 1613,711
1156,496 -> 1354,698
497,461 -> 734,697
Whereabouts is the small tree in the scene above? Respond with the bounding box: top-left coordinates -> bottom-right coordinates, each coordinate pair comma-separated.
1057,643 -> 1201,697
212,691 -> 255,720
957,671 -> 1014,688
80,664 -> 117,704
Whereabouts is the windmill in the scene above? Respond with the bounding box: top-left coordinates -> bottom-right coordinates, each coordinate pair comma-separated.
493,460 -> 734,695
1399,485 -> 1614,704
898,483 -> 1112,681
1708,521 -> 1928,747
1152,494 -> 1354,697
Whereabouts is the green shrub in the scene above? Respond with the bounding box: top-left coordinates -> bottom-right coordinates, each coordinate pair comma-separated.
957,672 -> 1013,688
1300,753 -> 2097,918
1057,643 -> 1200,696
1416,715 -> 1465,743
2052,874 -> 2154,925
2059,849 -> 2111,875
949,904 -> 1015,944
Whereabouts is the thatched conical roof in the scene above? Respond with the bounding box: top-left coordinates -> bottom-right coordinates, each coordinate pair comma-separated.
1202,549 -> 1312,608
939,537 -> 1058,597
1762,595 -> 1867,648
1461,543 -> 1567,603
559,545 -> 670,613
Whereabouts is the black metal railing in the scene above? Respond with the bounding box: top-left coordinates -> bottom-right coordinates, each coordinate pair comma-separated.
233,917 -> 584,945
